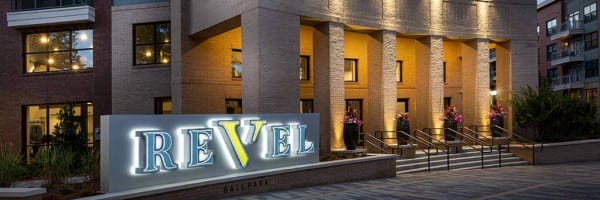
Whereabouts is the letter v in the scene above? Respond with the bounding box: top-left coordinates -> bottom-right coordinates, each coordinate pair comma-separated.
218,120 -> 249,168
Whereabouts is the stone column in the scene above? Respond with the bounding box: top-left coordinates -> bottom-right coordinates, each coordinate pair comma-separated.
461,39 -> 490,127
367,30 -> 397,139
314,22 -> 345,153
241,8 -> 300,113
415,36 -> 444,136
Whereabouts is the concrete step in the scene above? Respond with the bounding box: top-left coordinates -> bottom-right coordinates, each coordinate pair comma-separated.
396,149 -> 512,165
396,153 -> 516,171
396,159 -> 528,174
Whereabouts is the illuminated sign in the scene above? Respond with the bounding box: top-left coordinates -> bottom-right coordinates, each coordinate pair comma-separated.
100,114 -> 319,193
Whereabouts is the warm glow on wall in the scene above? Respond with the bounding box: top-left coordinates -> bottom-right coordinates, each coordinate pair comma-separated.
477,1 -> 489,36
430,0 -> 443,34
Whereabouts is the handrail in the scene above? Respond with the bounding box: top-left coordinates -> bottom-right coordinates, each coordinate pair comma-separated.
362,133 -> 393,154
444,128 -> 488,169
397,130 -> 434,172
415,129 -> 451,171
470,125 -> 544,165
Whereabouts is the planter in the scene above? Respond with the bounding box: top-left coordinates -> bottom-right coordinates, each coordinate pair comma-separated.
444,121 -> 458,141
490,118 -> 504,137
343,123 -> 359,150
396,121 -> 410,145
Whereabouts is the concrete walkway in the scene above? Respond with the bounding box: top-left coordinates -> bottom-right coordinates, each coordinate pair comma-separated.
226,161 -> 600,200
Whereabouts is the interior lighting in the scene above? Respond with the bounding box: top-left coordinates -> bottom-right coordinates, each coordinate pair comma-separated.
490,90 -> 497,96
145,51 -> 152,57
72,64 -> 80,70
80,33 -> 88,41
48,58 -> 54,64
40,36 -> 48,44
162,58 -> 169,63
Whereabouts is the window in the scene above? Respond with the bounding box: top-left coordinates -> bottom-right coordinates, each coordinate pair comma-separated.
11,0 -> 91,11
396,61 -> 403,83
546,18 -> 557,36
546,44 -> 557,61
568,11 -> 580,29
585,32 -> 598,50
585,59 -> 599,78
584,3 -> 597,23
397,98 -> 409,114
443,61 -> 447,83
231,49 -> 242,78
25,29 -> 93,73
226,99 -> 242,114
300,99 -> 313,113
154,97 -> 172,114
444,97 -> 451,109
344,59 -> 358,82
587,89 -> 599,104
134,22 -> 171,65
300,55 -> 310,80
24,102 -> 94,164
345,99 -> 363,131
547,68 -> 558,84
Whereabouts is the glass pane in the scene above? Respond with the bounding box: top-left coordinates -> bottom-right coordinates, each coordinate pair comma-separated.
86,104 -> 94,144
48,51 -> 70,71
157,44 -> 171,64
36,0 -> 60,8
300,56 -> 309,80
136,45 -> 155,65
135,24 -> 154,44
72,50 -> 93,69
232,50 -> 242,78
73,29 -> 93,49
162,100 -> 172,114
156,23 -> 171,44
26,53 -> 48,73
49,31 -> 71,51
300,100 -> 313,113
344,59 -> 356,81
26,105 -> 47,164
397,101 -> 407,114
226,100 -> 243,114
26,33 -> 48,53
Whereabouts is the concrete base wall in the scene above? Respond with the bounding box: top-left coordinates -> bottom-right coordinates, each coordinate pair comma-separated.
511,139 -> 600,165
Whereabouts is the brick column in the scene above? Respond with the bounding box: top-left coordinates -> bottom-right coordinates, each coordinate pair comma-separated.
314,22 -> 345,153
367,30 -> 397,139
241,8 -> 300,113
415,36 -> 444,133
462,39 -> 490,127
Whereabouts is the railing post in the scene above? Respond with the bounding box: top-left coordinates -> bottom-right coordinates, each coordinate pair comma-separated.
498,144 -> 502,168
481,144 -> 484,169
446,146 -> 450,171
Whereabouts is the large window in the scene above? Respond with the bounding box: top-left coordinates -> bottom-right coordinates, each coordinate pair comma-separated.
231,49 -> 242,78
134,22 -> 171,65
397,98 -> 409,114
11,0 -> 91,11
345,99 -> 363,131
300,99 -> 313,113
546,43 -> 557,61
344,59 -> 358,82
24,103 -> 94,164
226,99 -> 242,114
585,59 -> 599,78
25,29 -> 93,73
584,3 -> 597,23
154,97 -> 172,114
396,61 -> 403,83
300,55 -> 310,81
546,18 -> 557,36
585,32 -> 598,50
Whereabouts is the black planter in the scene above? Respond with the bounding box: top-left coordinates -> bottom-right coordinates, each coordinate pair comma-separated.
343,123 -> 359,150
444,121 -> 458,141
396,121 -> 410,145
490,118 -> 504,137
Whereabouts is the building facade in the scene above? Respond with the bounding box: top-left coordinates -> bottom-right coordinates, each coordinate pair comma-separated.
538,0 -> 600,105
1,0 -> 538,158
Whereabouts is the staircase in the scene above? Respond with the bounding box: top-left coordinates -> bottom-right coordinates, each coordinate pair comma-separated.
396,146 -> 529,174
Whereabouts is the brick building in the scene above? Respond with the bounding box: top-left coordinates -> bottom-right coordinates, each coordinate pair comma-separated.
538,0 -> 600,105
1,0 -> 538,159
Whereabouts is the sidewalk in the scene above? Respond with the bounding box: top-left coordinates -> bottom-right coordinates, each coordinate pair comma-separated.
226,161 -> 600,200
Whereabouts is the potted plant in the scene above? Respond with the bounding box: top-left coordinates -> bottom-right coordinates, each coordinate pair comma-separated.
489,103 -> 507,137
396,113 -> 410,145
342,106 -> 363,150
439,105 -> 462,141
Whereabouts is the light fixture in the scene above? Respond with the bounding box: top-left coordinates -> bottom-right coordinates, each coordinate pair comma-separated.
80,33 -> 88,41
145,51 -> 152,57
72,64 -> 80,70
48,58 -> 54,64
490,90 -> 497,96
162,58 -> 169,63
87,102 -> 93,105
164,39 -> 169,43
39,36 -> 48,44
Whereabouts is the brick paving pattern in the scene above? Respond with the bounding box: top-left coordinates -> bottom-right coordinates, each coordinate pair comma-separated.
227,161 -> 600,200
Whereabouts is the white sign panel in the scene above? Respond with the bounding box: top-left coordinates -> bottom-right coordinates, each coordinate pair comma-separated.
100,114 -> 319,193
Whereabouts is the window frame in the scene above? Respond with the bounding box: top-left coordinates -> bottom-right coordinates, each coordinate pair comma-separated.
231,48 -> 242,78
546,43 -> 557,61
546,18 -> 557,37
133,21 -> 171,66
397,98 -> 409,113
225,98 -> 243,114
23,29 -> 94,73
300,99 -> 314,113
154,97 -> 172,114
443,61 -> 447,83
584,32 -> 598,50
300,55 -> 310,81
344,58 -> 358,82
396,60 -> 403,83
585,59 -> 599,78
584,2 -> 597,23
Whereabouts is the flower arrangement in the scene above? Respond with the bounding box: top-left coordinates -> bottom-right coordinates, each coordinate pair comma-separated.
439,105 -> 463,124
397,112 -> 409,122
343,106 -> 363,126
489,104 -> 507,120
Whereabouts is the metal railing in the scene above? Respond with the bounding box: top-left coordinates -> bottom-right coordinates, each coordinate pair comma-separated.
361,133 -> 393,154
551,47 -> 583,61
470,125 -> 544,165
463,127 -> 507,168
414,129 -> 451,171
11,0 -> 92,12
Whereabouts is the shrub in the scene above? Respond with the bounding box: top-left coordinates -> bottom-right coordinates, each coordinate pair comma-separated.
0,147 -> 26,187
37,147 -> 74,185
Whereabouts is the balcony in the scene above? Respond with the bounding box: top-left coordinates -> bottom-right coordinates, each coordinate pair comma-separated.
7,0 -> 94,28
550,48 -> 584,66
551,74 -> 585,91
550,21 -> 584,41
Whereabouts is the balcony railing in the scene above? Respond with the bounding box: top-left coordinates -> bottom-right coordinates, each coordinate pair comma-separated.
551,73 -> 585,91
551,21 -> 584,41
10,0 -> 92,12
550,47 -> 584,66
